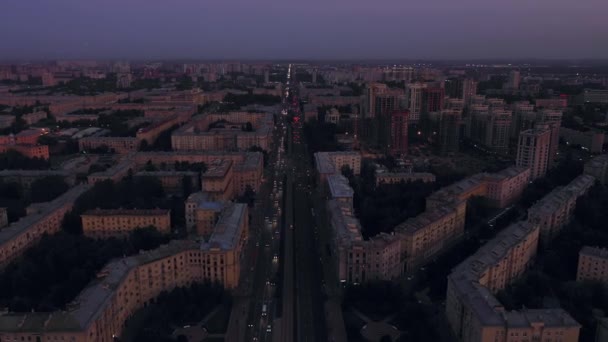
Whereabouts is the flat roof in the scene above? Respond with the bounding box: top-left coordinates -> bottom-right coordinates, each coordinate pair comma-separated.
0,184 -> 90,246
201,203 -> 247,251
327,174 -> 354,199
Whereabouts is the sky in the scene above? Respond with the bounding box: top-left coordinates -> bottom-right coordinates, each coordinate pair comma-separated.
1,0 -> 607,60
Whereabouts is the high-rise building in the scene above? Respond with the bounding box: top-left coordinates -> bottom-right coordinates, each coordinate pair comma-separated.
422,87 -> 445,113
438,109 -> 462,154
505,70 -> 520,91
405,82 -> 427,123
444,77 -> 464,99
510,101 -> 536,139
516,128 -> 551,181
468,105 -> 512,154
374,91 -> 400,116
364,83 -> 389,118
390,110 -> 409,156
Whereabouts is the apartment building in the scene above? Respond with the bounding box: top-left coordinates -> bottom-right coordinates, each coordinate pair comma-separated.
577,246 -> 608,283
133,151 -> 263,196
0,201 -> 249,341
81,209 -> 171,239
375,172 -> 436,186
528,174 -> 595,246
0,169 -> 75,189
396,200 -> 467,272
314,151 -> 361,182
185,191 -> 225,237
201,159 -> 234,201
0,185 -> 90,268
585,154 -> 608,185
199,203 -> 249,287
0,240 -> 201,342
446,221 -> 580,342
21,111 -> 47,125
135,114 -> 181,145
483,167 -> 531,208
328,199 -> 402,284
516,128 -> 551,181
87,158 -> 135,184
171,112 -> 272,151
0,143 -> 50,159
78,136 -> 138,154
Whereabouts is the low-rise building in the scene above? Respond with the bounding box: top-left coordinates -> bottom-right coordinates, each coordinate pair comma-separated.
327,174 -> 354,206
328,199 -> 402,284
21,111 -> 47,125
482,166 -> 531,208
201,159 -> 234,201
0,143 -> 50,159
171,112 -> 272,151
87,158 -> 135,184
78,136 -> 138,154
199,203 -> 249,287
397,200 -> 467,272
185,192 -> 225,237
446,221 -> 580,342
0,185 -> 90,268
133,151 -> 263,196
577,246 -> 608,283
375,172 -> 436,186
528,174 -> 596,246
81,208 -> 171,239
0,169 -> 75,189
0,115 -> 15,129
314,151 -> 361,182
427,166 -> 530,209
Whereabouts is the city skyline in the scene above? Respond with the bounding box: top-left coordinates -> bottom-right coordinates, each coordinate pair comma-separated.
2,0 -> 608,60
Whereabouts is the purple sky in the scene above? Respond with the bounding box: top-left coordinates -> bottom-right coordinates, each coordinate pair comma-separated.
1,0 -> 607,60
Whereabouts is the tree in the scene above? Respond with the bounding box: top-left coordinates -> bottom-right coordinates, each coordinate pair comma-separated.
181,176 -> 193,197
29,176 -> 69,203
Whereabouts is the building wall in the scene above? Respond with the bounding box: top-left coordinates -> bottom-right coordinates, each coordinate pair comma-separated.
0,185 -> 90,268
79,137 -> 138,154
577,247 -> 608,283
516,129 -> 551,181
81,210 -> 171,239
446,221 -> 580,342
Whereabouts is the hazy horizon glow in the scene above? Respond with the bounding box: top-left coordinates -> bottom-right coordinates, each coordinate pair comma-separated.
1,0 -> 607,60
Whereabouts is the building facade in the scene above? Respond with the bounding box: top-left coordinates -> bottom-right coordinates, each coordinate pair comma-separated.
81,209 -> 171,239
516,128 -> 551,181
446,221 -> 581,342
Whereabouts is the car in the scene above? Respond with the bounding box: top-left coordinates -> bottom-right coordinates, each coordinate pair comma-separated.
266,325 -> 272,333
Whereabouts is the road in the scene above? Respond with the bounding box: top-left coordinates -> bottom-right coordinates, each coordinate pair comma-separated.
277,65 -> 328,342
233,64 -> 329,342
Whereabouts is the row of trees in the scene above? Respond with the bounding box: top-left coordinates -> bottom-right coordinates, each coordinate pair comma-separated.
130,283 -> 231,342
62,176 -> 185,234
0,229 -> 169,312
0,150 -> 49,170
0,176 -> 70,223
341,161 -> 436,239
342,281 -> 440,342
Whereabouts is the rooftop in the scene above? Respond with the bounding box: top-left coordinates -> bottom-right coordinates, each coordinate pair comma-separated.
327,174 -> 354,199
0,184 -> 90,246
81,208 -> 170,217
202,159 -> 232,178
201,203 -> 247,251
580,246 -> 608,260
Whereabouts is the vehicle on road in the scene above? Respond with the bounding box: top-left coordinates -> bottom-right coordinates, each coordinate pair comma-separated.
262,304 -> 267,316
